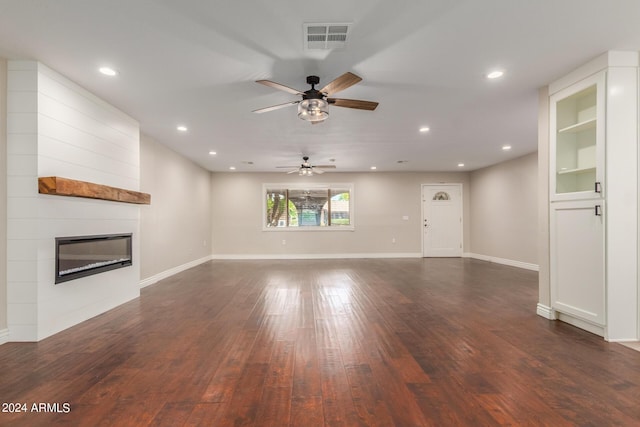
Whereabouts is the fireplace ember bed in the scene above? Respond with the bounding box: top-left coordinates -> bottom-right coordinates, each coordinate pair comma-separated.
55,233 -> 132,284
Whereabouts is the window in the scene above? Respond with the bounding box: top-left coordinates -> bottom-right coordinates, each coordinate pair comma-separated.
433,191 -> 450,201
264,184 -> 353,230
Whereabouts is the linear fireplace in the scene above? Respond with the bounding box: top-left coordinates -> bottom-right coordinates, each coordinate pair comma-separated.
55,233 -> 132,284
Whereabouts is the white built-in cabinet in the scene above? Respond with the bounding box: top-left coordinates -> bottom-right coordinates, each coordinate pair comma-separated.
550,72 -> 606,332
548,51 -> 639,340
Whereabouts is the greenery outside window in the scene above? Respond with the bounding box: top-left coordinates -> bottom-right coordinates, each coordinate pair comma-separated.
264,183 -> 354,230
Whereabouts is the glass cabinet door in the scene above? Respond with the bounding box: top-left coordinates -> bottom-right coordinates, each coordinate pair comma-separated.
550,72 -> 605,200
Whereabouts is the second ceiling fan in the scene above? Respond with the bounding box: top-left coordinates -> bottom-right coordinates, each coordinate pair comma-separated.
253,72 -> 378,123
277,156 -> 335,176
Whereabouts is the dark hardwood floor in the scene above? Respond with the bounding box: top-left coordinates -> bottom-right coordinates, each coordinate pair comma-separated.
1,258 -> 639,426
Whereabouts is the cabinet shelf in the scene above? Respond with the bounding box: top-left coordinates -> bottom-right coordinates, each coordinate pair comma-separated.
558,118 -> 596,134
557,166 -> 596,175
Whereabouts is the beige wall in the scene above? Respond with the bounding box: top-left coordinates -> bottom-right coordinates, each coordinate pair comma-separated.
139,134 -> 212,280
469,153 -> 538,265
210,171 -> 470,257
0,58 -> 6,333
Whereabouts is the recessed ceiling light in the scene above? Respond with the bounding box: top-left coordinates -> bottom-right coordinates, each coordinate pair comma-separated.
370,166 -> 377,170
419,126 -> 430,133
487,70 -> 504,79
209,151 -> 217,155
177,125 -> 188,132
502,145 -> 512,151
229,166 -> 236,170
99,67 -> 118,76
458,163 -> 465,167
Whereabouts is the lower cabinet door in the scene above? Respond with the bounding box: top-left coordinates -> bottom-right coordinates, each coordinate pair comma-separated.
550,199 -> 605,326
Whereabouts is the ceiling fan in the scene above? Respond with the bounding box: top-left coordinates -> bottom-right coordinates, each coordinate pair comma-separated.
252,72 -> 378,123
277,156 -> 336,176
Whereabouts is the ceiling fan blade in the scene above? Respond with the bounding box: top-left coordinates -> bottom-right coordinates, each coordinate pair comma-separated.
311,168 -> 326,174
286,169 -> 299,174
314,165 -> 336,169
252,100 -> 300,114
328,98 -> 378,111
320,72 -> 362,95
256,80 -> 304,95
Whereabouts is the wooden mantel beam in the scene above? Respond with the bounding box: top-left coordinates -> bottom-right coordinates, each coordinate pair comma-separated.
38,176 -> 151,205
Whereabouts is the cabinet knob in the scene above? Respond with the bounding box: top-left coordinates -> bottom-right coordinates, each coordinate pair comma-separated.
594,182 -> 602,193
595,205 -> 602,216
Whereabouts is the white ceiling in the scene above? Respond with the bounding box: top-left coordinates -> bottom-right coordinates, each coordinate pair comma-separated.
1,0 -> 640,173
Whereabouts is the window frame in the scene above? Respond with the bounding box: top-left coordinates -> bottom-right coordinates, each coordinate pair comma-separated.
262,183 -> 355,231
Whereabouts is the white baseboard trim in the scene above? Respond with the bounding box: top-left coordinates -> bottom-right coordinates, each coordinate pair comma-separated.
556,312 -> 605,337
536,303 -> 557,320
464,253 -> 539,271
211,252 -> 423,260
139,255 -> 213,288
608,338 -> 640,343
0,328 -> 9,346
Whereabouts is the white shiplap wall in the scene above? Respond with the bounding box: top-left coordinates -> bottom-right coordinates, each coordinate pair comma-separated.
7,61 -> 141,341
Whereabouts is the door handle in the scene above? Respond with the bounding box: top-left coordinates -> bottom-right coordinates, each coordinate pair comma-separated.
595,182 -> 602,193
595,205 -> 602,216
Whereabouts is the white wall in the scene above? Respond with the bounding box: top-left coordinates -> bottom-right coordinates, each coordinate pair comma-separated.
538,87 -> 551,310
210,171 -> 470,257
139,134 -> 211,285
469,153 -> 538,269
0,58 -> 7,343
7,61 -> 140,341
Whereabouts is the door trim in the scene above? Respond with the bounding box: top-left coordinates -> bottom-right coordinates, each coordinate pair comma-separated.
421,183 -> 463,257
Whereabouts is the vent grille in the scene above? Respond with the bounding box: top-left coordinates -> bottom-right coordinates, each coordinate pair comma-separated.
304,23 -> 351,50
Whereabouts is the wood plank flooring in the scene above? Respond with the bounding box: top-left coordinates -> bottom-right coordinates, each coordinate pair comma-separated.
1,258 -> 639,426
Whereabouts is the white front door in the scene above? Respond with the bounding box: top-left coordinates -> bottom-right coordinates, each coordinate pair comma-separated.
422,184 -> 463,257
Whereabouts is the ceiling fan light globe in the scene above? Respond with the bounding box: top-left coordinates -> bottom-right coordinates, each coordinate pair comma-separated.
298,167 -> 313,176
298,98 -> 329,121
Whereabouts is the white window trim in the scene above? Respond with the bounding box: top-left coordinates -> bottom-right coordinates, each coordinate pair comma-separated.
262,182 -> 355,231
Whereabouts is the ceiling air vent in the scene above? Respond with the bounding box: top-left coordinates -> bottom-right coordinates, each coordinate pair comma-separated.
304,23 -> 351,50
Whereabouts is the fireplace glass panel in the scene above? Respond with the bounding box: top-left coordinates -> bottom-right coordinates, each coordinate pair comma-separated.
55,234 -> 132,283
